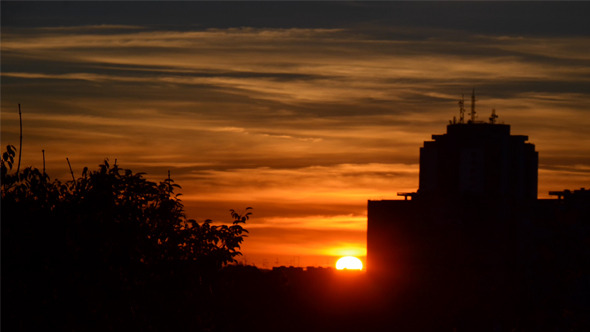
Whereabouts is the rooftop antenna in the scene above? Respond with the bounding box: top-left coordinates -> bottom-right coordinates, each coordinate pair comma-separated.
469,88 -> 476,123
458,94 -> 465,124
489,108 -> 498,124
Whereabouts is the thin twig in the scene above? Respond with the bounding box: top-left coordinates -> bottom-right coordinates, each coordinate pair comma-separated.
66,157 -> 75,181
17,104 -> 23,173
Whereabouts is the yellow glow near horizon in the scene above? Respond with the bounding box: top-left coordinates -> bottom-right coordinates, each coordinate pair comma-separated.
336,256 -> 363,270
324,246 -> 366,257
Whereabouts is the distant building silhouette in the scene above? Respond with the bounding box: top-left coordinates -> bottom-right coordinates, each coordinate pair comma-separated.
367,92 -> 589,329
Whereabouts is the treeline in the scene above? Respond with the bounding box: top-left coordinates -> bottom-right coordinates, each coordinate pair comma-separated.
1,145 -> 251,331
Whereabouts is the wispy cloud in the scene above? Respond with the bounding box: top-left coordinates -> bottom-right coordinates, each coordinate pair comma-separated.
2,3 -> 590,265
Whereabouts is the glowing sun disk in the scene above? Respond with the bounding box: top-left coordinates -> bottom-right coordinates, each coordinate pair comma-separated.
336,256 -> 363,270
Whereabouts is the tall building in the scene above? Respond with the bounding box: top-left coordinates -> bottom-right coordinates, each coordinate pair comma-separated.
368,92 -> 537,275
419,122 -> 538,201
366,93 -> 589,330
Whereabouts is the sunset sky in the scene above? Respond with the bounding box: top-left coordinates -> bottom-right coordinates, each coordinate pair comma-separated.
2,2 -> 590,267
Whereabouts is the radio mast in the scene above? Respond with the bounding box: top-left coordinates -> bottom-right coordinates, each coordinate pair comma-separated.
489,108 -> 498,124
458,94 -> 465,124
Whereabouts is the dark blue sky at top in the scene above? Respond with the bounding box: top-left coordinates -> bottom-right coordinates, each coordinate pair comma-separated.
3,1 -> 589,37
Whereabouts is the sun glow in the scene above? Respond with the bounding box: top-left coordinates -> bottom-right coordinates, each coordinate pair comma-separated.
335,256 -> 363,270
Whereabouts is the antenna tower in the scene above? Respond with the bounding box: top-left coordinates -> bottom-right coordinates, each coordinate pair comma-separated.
458,94 -> 465,124
489,108 -> 498,124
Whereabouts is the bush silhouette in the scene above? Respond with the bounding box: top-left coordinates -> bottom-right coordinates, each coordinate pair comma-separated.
2,145 -> 250,330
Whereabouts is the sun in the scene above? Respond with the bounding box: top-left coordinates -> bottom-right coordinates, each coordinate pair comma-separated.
336,256 -> 363,270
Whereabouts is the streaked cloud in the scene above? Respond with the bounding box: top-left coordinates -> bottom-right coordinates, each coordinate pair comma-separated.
2,2 -> 589,266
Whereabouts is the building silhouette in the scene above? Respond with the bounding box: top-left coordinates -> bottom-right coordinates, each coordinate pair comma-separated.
419,121 -> 537,201
367,92 -> 589,329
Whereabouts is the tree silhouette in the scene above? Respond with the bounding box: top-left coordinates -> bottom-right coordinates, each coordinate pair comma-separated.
1,145 -> 250,330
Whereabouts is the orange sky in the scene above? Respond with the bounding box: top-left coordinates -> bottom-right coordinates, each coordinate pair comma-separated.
2,2 -> 590,267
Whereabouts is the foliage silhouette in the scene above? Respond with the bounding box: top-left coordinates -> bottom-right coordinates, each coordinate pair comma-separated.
1,145 -> 250,330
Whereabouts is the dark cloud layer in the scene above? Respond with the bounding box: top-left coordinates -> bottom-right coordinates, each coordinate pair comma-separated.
3,2 -> 589,36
